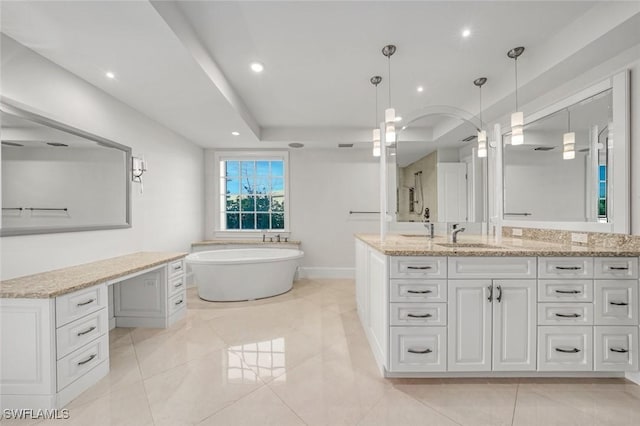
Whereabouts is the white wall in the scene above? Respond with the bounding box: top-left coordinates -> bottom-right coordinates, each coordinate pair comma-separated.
1,35 -> 204,279
289,149 -> 379,276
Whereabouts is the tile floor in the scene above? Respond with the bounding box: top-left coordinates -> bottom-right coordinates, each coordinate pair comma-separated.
6,279 -> 640,425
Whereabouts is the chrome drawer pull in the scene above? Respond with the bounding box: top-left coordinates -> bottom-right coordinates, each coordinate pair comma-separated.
407,266 -> 432,270
173,264 -> 182,270
555,313 -> 581,318
407,348 -> 432,354
610,301 -> 629,306
407,290 -> 432,294
555,290 -> 581,294
609,266 -> 629,271
174,281 -> 184,288
487,285 -> 493,302
77,354 -> 97,366
555,266 -> 582,270
175,299 -> 184,306
555,347 -> 581,353
76,298 -> 95,307
496,285 -> 503,303
77,326 -> 97,336
407,313 -> 432,318
610,348 -> 629,353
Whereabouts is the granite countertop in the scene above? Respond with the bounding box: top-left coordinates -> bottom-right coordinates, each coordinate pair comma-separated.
192,239 -> 301,247
356,233 -> 640,257
0,252 -> 187,299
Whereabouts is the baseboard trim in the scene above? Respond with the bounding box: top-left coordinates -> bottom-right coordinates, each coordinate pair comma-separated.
626,372 -> 640,385
297,267 -> 354,279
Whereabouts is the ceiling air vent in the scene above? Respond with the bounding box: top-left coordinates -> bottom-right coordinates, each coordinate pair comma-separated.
288,142 -> 304,148
534,146 -> 555,151
338,143 -> 353,148
46,142 -> 69,147
1,141 -> 24,147
462,135 -> 477,142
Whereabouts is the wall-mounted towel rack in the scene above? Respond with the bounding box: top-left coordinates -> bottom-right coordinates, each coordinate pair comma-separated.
26,208 -> 68,212
349,211 -> 380,214
504,212 -> 532,216
2,207 -> 23,211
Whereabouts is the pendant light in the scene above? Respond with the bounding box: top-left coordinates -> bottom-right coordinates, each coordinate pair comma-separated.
508,46 -> 525,145
474,77 -> 488,158
382,44 -> 397,145
370,75 -> 382,157
563,108 -> 575,160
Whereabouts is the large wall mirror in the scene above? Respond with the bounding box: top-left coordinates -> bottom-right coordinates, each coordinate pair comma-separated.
1,100 -> 132,236
391,107 -> 488,229
501,71 -> 629,233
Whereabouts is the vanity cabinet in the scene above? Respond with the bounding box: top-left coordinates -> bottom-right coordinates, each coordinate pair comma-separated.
0,254 -> 187,410
355,240 -> 640,378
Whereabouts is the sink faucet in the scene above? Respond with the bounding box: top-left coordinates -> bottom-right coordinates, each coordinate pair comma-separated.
424,222 -> 434,239
452,227 -> 466,243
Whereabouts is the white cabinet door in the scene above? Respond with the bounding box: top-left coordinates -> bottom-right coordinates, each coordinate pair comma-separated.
538,326 -> 593,371
366,248 -> 388,369
448,280 -> 492,371
492,280 -> 536,371
355,239 -> 368,322
594,326 -> 639,372
390,327 -> 447,372
594,280 -> 638,325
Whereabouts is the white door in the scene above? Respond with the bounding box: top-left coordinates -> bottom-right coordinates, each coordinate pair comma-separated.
437,163 -> 468,222
492,280 -> 537,371
448,280 -> 492,371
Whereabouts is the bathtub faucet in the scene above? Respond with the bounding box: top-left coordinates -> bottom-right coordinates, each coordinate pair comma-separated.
276,234 -> 281,243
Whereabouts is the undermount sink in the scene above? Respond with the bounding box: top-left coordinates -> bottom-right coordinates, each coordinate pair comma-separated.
436,243 -> 505,249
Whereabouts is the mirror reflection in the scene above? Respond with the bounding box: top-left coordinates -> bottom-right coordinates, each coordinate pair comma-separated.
1,107 -> 131,236
503,89 -> 612,223
396,115 -> 487,224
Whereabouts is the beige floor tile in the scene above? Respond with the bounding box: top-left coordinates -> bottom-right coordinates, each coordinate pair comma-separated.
512,389 -> 602,426
358,388 -> 461,426
40,381 -> 154,426
144,349 -> 264,426
268,353 -> 390,425
302,287 -> 357,314
396,382 -> 518,426
134,318 -> 227,379
196,386 -> 304,426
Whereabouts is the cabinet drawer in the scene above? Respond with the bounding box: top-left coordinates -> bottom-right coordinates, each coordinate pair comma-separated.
57,333 -> 109,391
538,280 -> 593,302
594,280 -> 638,325
538,326 -> 593,371
168,259 -> 185,277
594,326 -> 638,372
56,284 -> 108,327
168,290 -> 186,316
594,258 -> 638,279
389,327 -> 446,372
390,303 -> 446,326
168,275 -> 186,298
537,303 -> 593,326
390,280 -> 446,302
56,308 -> 108,359
448,257 -> 536,279
390,257 -> 446,279
538,257 -> 593,279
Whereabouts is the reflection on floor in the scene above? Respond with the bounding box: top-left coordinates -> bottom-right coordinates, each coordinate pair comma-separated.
9,279 -> 640,425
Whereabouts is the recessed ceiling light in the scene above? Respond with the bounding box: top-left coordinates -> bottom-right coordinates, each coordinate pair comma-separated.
462,28 -> 471,38
105,71 -> 116,79
231,131 -> 240,136
395,116 -> 402,122
250,62 -> 264,73
417,86 -> 424,93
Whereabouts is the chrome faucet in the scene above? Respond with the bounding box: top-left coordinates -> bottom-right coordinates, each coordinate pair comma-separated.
276,234 -> 281,243
452,226 -> 466,243
424,222 -> 434,239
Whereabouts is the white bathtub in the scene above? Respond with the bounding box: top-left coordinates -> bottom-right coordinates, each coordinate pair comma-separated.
186,248 -> 304,301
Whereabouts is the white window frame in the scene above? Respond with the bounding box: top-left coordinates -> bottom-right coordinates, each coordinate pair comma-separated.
207,150 -> 290,238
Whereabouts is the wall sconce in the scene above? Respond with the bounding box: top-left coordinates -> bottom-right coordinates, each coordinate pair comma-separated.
132,156 -> 147,193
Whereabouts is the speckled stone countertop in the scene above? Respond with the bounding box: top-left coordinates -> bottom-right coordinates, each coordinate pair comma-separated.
356,234 -> 640,257
0,252 -> 187,299
191,239 -> 301,247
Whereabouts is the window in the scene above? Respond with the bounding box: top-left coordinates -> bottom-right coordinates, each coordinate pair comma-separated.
216,152 -> 288,231
598,164 -> 607,219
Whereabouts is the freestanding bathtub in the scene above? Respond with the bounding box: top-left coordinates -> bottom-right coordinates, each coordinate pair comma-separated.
186,248 -> 304,301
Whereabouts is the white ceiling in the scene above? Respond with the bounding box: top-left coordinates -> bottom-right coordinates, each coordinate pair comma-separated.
1,1 -> 639,151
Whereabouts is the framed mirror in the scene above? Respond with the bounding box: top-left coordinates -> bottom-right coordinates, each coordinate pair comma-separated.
390,106 -> 488,230
1,100 -> 132,236
501,71 -> 629,233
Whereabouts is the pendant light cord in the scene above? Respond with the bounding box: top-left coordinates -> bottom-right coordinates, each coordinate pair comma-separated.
375,84 -> 378,126
567,108 -> 570,131
514,57 -> 519,111
388,55 -> 392,108
479,86 -> 483,128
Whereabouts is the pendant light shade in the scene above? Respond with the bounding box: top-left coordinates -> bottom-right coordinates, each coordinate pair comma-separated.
563,108 -> 575,160
370,75 -> 382,157
508,47 -> 525,146
382,44 -> 397,146
474,77 -> 488,158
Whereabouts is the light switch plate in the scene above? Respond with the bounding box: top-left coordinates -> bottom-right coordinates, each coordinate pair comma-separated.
512,228 -> 523,237
571,232 -> 588,243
